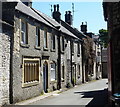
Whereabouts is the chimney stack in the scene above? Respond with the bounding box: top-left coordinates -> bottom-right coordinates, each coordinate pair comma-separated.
81,22 -> 87,34
65,11 -> 73,26
52,4 -> 61,23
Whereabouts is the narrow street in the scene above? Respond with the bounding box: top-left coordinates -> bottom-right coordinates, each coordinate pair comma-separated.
29,79 -> 108,106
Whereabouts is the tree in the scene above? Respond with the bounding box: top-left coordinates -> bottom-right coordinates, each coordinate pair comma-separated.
99,29 -> 108,48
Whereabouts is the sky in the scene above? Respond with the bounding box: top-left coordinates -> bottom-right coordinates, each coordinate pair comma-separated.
32,1 -> 107,34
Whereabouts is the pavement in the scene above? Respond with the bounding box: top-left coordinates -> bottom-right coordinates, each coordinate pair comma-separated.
14,90 -> 62,105
13,79 -> 108,106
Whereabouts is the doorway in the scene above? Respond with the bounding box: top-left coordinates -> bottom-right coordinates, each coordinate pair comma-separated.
72,64 -> 76,86
43,61 -> 48,93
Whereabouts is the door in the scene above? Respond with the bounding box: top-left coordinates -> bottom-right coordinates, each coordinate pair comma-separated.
72,64 -> 76,86
43,61 -> 48,93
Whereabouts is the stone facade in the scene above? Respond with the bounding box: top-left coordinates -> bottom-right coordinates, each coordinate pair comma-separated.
0,27 -> 11,105
103,2 -> 120,106
0,1 -> 100,105
11,13 -> 59,103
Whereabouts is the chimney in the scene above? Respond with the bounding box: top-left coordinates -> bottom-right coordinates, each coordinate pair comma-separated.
21,0 -> 32,7
57,4 -> 59,12
54,5 -> 56,12
65,11 -> 73,25
52,4 -> 61,23
81,22 -> 87,34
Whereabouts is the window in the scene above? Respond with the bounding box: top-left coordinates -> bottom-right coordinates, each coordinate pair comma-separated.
77,43 -> 80,55
97,52 -> 101,56
62,65 -> 65,81
51,33 -> 55,50
22,58 -> 40,87
61,36 -> 65,52
72,42 -> 74,54
36,27 -> 40,47
21,21 -> 28,44
78,64 -> 80,75
50,62 -> 56,81
44,29 -> 48,48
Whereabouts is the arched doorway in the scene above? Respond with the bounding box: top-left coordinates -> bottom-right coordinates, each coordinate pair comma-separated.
43,61 -> 48,93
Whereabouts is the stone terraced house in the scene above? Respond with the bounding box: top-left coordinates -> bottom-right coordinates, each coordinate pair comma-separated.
0,0 -> 102,106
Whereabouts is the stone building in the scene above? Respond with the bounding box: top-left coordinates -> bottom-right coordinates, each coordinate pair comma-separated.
0,19 -> 11,105
103,2 -> 120,106
0,1 -> 84,105
80,23 -> 102,82
0,0 -> 101,106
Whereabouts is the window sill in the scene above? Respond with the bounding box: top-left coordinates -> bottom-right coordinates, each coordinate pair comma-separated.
20,43 -> 30,48
77,54 -> 80,57
50,49 -> 56,52
22,81 -> 39,88
43,47 -> 48,51
78,75 -> 81,79
61,50 -> 64,54
34,46 -> 41,50
61,78 -> 64,82
72,53 -> 74,55
51,80 -> 57,83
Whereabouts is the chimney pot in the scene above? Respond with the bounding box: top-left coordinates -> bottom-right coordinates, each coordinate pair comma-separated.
54,5 -> 56,12
68,11 -> 71,14
57,4 -> 59,12
81,22 -> 87,34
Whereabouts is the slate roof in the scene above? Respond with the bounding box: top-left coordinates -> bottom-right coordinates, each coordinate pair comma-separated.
15,2 -> 53,28
15,2 -> 80,39
61,20 -> 86,39
32,8 -> 79,39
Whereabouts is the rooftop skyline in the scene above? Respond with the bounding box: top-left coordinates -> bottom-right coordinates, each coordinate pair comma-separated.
32,2 -> 107,34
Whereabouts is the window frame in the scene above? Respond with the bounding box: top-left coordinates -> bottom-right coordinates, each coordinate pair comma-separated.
20,20 -> 28,45
71,42 -> 74,55
35,26 -> 41,48
44,28 -> 48,49
50,62 -> 56,81
22,58 -> 40,88
61,36 -> 65,52
77,43 -> 80,56
51,33 -> 56,51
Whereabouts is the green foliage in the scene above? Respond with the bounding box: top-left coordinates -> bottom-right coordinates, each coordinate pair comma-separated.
99,29 -> 108,48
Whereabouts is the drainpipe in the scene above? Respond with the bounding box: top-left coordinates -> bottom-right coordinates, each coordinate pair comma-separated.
70,39 -> 73,86
81,41 -> 85,83
57,29 -> 61,90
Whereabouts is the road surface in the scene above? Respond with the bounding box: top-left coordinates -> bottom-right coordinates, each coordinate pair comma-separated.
29,79 -> 108,106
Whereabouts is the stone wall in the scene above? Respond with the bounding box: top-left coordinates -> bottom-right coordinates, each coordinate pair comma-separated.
0,32 -> 11,106
11,15 -> 59,103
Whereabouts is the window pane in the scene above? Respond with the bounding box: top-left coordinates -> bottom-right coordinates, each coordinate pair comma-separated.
51,63 -> 56,81
62,37 -> 64,51
62,66 -> 65,79
21,32 -> 25,44
44,30 -> 47,48
77,43 -> 80,54
53,35 -> 55,49
21,21 -> 27,44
